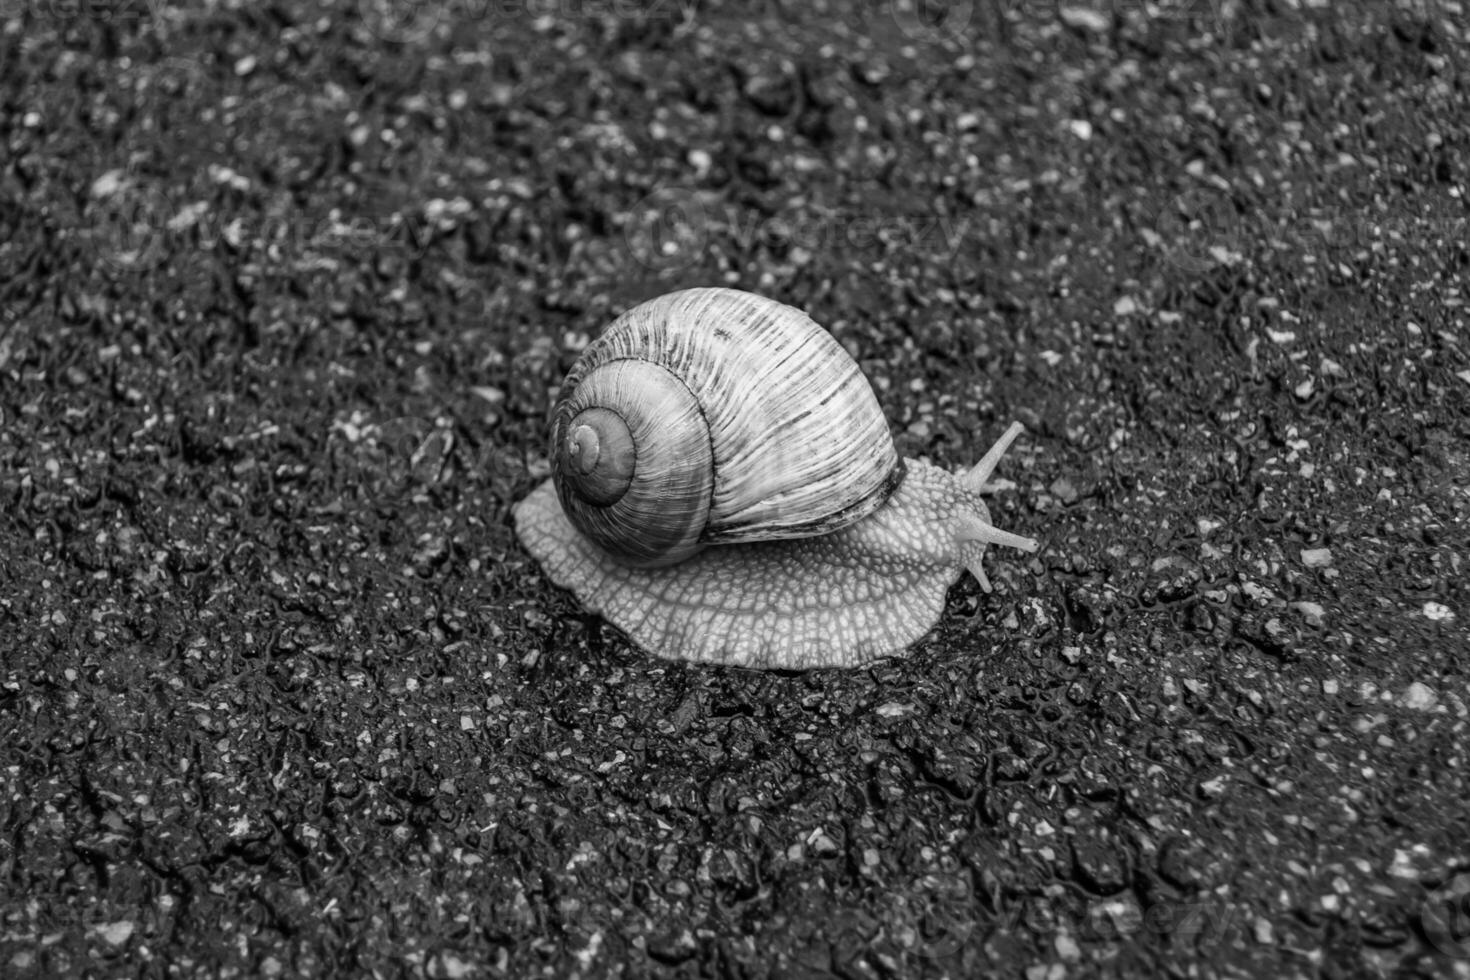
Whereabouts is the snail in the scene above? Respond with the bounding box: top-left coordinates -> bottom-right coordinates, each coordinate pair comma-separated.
512,287 -> 1039,670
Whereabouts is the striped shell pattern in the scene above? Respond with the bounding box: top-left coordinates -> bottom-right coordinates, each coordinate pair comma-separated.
549,288 -> 903,568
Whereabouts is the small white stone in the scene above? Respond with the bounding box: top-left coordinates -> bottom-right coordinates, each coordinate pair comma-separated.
1059,6 -> 1109,32
470,386 -> 505,406
1300,547 -> 1333,568
1388,849 -> 1419,879
436,952 -> 475,979
1291,601 -> 1326,625
1401,683 -> 1436,711
1423,601 -> 1454,621
208,164 -> 252,191
91,169 -> 128,199
92,921 -> 135,945
167,201 -> 209,232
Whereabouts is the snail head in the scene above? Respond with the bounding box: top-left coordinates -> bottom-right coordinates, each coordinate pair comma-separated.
954,422 -> 1039,591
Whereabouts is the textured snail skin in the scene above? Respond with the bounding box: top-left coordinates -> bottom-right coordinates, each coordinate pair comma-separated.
513,453 -> 1036,670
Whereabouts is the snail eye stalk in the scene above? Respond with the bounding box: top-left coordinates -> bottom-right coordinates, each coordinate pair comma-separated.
956,513 -> 1038,594
963,420 -> 1026,493
955,516 -> 1038,554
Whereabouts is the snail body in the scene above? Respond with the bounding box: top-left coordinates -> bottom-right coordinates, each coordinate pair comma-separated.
512,287 -> 1038,670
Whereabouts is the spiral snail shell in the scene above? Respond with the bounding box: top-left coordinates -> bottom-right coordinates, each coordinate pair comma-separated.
513,287 -> 1038,670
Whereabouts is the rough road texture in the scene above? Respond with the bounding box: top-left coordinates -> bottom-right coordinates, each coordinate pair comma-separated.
2,2 -> 1468,978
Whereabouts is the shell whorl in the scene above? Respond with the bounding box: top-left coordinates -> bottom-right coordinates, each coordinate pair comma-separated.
549,287 -> 902,567
552,359 -> 713,567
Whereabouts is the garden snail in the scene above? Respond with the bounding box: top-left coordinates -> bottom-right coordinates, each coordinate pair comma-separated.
512,287 -> 1039,670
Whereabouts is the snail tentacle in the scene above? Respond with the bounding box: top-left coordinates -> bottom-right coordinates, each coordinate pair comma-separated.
955,515 -> 1039,553
958,515 -> 1037,594
963,421 -> 1027,493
